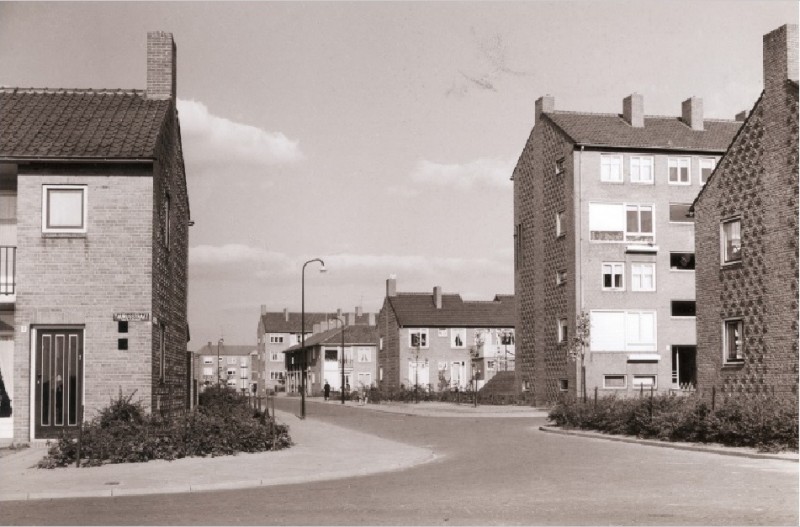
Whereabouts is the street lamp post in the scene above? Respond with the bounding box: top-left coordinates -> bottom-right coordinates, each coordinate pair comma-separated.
301,258 -> 326,419
336,317 -> 347,404
216,338 -> 224,387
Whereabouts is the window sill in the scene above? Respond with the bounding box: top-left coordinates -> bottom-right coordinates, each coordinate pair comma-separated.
42,232 -> 87,239
669,268 -> 695,272
721,261 -> 743,269
722,361 -> 745,369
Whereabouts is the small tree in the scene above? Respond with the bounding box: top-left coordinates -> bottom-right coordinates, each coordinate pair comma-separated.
566,311 -> 591,402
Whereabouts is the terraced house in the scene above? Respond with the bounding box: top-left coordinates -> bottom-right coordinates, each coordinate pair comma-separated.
0,31 -> 191,443
377,277 -> 515,393
692,24 -> 799,398
513,92 -> 741,405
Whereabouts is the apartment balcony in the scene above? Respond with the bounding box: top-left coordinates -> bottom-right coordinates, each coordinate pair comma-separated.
0,246 -> 15,300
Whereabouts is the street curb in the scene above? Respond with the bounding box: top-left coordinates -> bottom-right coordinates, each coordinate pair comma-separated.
538,426 -> 799,462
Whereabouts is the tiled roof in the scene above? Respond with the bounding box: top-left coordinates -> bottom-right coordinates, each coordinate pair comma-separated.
544,111 -> 741,152
284,325 -> 379,352
388,293 -> 515,328
261,312 -> 373,333
194,344 -> 256,357
260,312 -> 337,333
0,88 -> 171,159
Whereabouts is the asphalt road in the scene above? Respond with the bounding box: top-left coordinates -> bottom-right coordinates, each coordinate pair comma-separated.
1,399 -> 797,526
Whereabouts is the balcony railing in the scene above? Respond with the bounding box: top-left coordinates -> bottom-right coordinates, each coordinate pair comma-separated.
0,246 -> 15,296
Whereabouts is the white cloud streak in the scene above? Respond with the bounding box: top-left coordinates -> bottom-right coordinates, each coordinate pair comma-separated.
177,99 -> 304,166
410,158 -> 514,190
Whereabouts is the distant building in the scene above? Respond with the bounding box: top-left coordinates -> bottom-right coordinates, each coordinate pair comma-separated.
692,24 -> 798,397
256,306 -> 374,395
284,324 -> 378,395
0,31 -> 191,443
513,91 -> 741,405
193,343 -> 257,396
377,278 -> 515,392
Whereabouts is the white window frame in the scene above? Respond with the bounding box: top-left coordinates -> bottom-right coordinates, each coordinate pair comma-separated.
269,335 -> 285,344
630,156 -> 654,184
202,367 -> 213,376
556,210 -> 565,237
721,217 -> 742,265
556,269 -> 567,286
42,184 -> 88,234
590,310 -> 657,352
668,157 -> 691,185
203,357 -> 213,365
670,252 -> 696,272
669,203 -> 694,224
603,375 -> 627,389
437,328 -> 448,338
409,328 -> 429,349
450,328 -> 466,349
723,318 -> 745,363
632,375 -> 657,389
557,318 -> 568,344
625,204 -> 655,241
600,154 -> 623,183
631,262 -> 656,292
601,262 -> 624,291
270,352 -> 280,361
700,158 -> 716,185
358,347 -> 372,363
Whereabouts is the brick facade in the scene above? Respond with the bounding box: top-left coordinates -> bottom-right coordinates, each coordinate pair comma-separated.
694,25 -> 799,397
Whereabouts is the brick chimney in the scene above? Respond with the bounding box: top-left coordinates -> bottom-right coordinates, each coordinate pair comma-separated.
623,93 -> 644,127
682,97 -> 704,131
433,286 -> 442,309
355,306 -> 363,317
368,312 -> 376,326
386,276 -> 397,297
337,308 -> 342,318
283,308 -> 289,322
146,31 -> 176,100
261,304 -> 267,316
764,24 -> 799,94
534,95 -> 555,124
735,110 -> 749,122
347,312 -> 355,326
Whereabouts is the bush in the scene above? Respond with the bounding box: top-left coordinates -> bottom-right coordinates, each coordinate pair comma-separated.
38,389 -> 292,468
547,393 -> 798,452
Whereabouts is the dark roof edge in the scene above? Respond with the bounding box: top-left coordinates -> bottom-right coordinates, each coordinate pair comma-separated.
397,323 -> 515,329
576,144 -> 730,155
0,156 -> 155,163
690,91 -> 765,213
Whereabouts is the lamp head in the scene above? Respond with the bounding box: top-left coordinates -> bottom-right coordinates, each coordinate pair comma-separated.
319,264 -> 327,273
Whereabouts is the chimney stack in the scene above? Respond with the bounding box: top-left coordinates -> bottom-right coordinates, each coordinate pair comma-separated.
347,313 -> 355,326
623,94 -> 644,127
337,308 -> 342,318
368,312 -> 376,326
261,304 -> 267,316
682,97 -> 704,131
534,95 -> 555,124
284,308 -> 289,322
386,276 -> 397,297
356,305 -> 363,317
146,31 -> 176,100
735,110 -> 749,122
433,286 -> 442,309
764,24 -> 799,94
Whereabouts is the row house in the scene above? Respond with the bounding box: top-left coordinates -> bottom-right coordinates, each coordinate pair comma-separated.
284,324 -> 378,395
513,90 -> 741,405
256,306 -> 373,395
377,278 -> 515,392
193,343 -> 258,395
692,24 -> 798,398
0,32 -> 191,443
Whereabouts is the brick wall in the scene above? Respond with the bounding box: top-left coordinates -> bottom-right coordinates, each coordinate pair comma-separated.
14,164 -> 154,441
694,78 -> 798,397
377,298 -> 400,390
151,101 -> 191,416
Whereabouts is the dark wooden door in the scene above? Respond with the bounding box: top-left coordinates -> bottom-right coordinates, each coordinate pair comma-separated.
35,329 -> 83,439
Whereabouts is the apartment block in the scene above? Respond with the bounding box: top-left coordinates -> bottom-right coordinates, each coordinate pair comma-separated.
0,32 -> 191,442
692,24 -> 799,397
513,93 -> 741,405
193,343 -> 258,396
377,278 -> 515,392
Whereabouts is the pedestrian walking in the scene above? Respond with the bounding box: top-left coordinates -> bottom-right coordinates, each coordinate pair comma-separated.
324,381 -> 330,401
361,385 -> 369,406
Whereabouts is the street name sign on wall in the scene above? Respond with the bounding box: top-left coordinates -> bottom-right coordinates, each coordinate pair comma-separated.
113,313 -> 151,322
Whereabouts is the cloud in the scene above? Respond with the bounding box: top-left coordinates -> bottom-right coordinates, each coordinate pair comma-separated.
177,99 -> 304,166
190,244 -> 293,270
410,158 -> 514,190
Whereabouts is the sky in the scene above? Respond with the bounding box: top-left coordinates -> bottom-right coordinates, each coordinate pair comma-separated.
0,1 -> 796,348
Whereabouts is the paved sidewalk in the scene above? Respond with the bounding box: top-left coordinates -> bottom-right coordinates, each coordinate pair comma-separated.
0,410 -> 436,502
539,425 -> 799,462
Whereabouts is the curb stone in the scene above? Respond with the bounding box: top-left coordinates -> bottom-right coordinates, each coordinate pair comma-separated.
538,425 -> 799,462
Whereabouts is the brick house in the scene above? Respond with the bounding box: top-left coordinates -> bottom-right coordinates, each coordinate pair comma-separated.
0,31 -> 191,443
283,324 -> 378,395
256,306 -> 373,396
193,343 -> 258,397
377,277 -> 515,392
691,24 -> 798,397
513,92 -> 742,405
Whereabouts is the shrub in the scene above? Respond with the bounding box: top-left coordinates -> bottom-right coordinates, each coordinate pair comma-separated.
38,389 -> 292,468
548,393 -> 798,452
